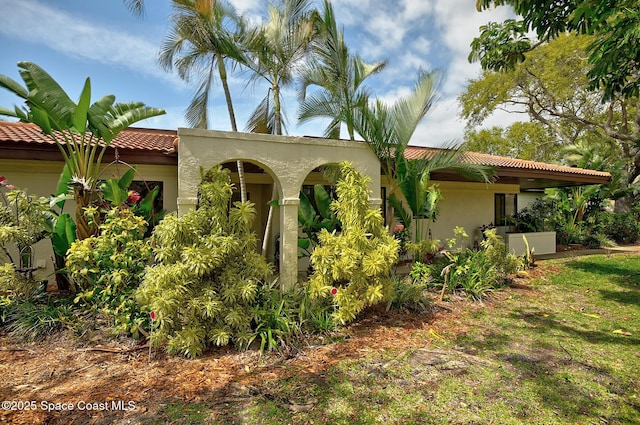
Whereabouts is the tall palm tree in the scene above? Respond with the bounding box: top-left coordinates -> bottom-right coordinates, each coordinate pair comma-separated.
243,0 -> 318,135
0,61 -> 165,239
298,0 -> 386,140
353,70 -> 494,237
159,0 -> 249,201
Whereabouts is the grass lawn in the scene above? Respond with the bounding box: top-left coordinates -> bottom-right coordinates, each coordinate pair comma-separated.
230,254 -> 640,425
2,254 -> 639,424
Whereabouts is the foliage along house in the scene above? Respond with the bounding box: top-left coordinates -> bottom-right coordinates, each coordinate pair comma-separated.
0,121 -> 611,287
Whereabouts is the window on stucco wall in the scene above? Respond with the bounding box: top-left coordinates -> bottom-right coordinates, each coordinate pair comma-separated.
494,193 -> 517,226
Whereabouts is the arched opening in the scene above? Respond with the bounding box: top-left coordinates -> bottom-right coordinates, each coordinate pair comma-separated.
220,160 -> 280,264
296,164 -> 341,278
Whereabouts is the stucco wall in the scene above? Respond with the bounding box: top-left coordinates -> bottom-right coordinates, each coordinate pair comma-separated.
0,159 -> 177,280
382,180 -> 520,247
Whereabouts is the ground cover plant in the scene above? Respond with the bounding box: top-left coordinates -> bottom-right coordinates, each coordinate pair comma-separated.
1,252 -> 638,424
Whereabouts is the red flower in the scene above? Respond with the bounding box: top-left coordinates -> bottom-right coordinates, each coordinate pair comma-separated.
127,191 -> 141,203
393,224 -> 404,232
330,287 -> 338,296
0,176 -> 5,185
150,311 -> 156,321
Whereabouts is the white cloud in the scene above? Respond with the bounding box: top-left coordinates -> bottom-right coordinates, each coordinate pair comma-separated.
0,0 -> 182,87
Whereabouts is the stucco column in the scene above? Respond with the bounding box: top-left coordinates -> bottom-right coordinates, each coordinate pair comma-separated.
369,197 -> 383,210
279,197 -> 299,290
177,197 -> 198,216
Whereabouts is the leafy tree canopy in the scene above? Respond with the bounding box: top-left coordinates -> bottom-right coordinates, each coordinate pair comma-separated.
464,122 -> 561,163
471,0 -> 640,101
460,35 -> 635,181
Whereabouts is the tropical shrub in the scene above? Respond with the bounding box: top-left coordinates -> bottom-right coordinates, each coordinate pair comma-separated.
0,179 -> 53,269
308,162 -> 399,325
434,228 -> 521,301
510,198 -> 555,233
392,224 -> 411,258
136,166 -> 272,358
250,278 -> 300,352
298,184 -> 340,259
603,211 -> 640,245
0,263 -> 74,340
66,208 -> 151,336
409,261 -> 437,287
387,274 -> 430,313
0,62 -> 165,240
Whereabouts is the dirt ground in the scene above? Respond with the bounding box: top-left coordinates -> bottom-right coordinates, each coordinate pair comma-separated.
0,272 -> 543,425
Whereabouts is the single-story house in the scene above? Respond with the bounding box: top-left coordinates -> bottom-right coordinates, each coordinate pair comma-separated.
0,122 -> 611,287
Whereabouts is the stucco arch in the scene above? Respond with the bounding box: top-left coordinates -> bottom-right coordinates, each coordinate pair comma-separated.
177,128 -> 382,288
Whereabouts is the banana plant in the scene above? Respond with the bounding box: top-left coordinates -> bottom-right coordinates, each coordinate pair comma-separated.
0,61 -> 165,240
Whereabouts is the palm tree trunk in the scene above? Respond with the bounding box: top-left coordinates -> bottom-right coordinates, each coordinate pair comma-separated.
273,84 -> 282,135
217,53 -> 247,203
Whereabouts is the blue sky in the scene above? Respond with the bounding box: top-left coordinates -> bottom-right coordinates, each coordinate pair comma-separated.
0,0 -> 514,147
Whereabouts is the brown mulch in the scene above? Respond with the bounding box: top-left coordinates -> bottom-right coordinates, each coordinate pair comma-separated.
0,275 -> 539,425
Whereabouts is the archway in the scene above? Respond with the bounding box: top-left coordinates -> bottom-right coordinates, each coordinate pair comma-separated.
177,128 -> 381,288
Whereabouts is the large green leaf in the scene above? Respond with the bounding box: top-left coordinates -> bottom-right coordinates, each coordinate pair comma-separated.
18,61 -> 76,129
100,178 -> 128,206
313,184 -> 332,220
387,193 -> 412,229
0,74 -> 28,99
118,168 -> 137,190
298,190 -> 317,226
137,186 -> 159,218
52,213 -> 76,258
29,107 -> 53,135
72,77 -> 91,133
105,102 -> 166,143
53,164 -> 73,210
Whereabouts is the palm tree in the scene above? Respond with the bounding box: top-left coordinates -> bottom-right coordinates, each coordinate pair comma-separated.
159,0 -> 249,201
123,0 -> 145,16
353,70 -> 494,239
0,61 -> 165,239
298,0 -> 386,140
243,0 -> 318,135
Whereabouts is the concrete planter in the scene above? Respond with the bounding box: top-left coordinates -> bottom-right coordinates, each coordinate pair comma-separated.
503,231 -> 556,256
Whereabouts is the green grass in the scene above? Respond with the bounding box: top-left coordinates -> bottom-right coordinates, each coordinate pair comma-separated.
156,254 -> 640,424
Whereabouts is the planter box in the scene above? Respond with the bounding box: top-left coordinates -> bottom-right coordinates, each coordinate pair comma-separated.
502,231 -> 556,256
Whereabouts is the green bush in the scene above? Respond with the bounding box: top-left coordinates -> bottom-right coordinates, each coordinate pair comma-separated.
604,212 -> 640,245
250,278 -> 300,352
436,228 -> 521,301
510,198 -> 555,233
557,223 -> 586,245
387,274 -> 430,312
66,208 -> 151,337
1,263 -> 73,340
308,162 -> 399,325
136,165 -> 272,358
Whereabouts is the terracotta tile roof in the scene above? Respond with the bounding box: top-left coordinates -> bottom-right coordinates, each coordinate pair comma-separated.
0,122 -> 611,183
0,122 -> 177,153
404,145 -> 611,179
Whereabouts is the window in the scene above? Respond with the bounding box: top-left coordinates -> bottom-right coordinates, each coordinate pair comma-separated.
494,193 -> 517,226
129,180 -> 164,212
